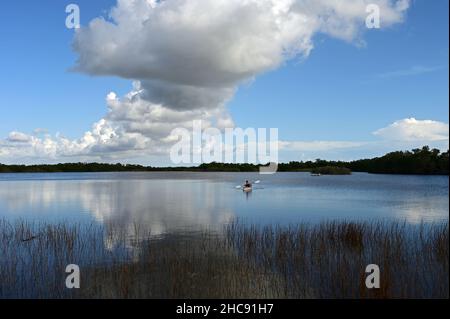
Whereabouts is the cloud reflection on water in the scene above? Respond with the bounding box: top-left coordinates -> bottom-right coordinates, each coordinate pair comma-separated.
0,179 -> 236,238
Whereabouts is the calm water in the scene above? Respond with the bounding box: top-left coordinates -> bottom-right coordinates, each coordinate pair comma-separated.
0,172 -> 448,235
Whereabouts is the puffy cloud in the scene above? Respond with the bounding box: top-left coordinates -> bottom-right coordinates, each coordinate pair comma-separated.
0,86 -> 235,162
73,0 -> 409,111
7,131 -> 31,143
373,118 -> 449,142
3,116 -> 447,164
32,128 -> 49,135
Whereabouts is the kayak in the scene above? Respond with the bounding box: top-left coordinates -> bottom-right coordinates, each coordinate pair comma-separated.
243,187 -> 252,192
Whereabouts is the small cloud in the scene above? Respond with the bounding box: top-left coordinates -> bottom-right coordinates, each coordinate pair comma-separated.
373,118 -> 449,142
7,131 -> 31,143
33,128 -> 49,135
106,92 -> 118,101
377,65 -> 445,79
279,140 -> 366,152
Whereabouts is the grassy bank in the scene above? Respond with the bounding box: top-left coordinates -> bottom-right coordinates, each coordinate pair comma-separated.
0,219 -> 448,299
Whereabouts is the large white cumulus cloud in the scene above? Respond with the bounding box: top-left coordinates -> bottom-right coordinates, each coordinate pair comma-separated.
73,0 -> 409,110
1,0 -> 412,163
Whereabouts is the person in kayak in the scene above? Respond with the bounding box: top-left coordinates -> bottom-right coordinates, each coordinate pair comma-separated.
244,180 -> 252,188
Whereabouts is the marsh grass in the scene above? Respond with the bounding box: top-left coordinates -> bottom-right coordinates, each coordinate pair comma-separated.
0,219 -> 448,299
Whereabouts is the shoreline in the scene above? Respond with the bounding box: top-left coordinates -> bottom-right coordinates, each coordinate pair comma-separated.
1,145 -> 448,175
0,170 -> 448,176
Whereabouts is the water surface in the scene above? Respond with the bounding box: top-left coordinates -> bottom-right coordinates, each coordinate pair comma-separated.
0,172 -> 447,236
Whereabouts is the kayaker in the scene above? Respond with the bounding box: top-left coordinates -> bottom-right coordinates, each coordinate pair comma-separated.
244,180 -> 252,188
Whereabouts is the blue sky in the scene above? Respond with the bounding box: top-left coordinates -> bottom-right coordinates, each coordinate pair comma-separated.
1,0 -> 129,139
0,0 -> 448,165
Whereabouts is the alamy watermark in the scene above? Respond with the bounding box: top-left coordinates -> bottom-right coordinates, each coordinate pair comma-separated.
365,264 -> 380,289
170,121 -> 279,174
366,4 -> 381,29
65,4 -> 80,29
65,264 -> 80,289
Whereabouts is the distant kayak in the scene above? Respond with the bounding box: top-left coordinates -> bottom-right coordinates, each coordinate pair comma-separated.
236,180 -> 259,192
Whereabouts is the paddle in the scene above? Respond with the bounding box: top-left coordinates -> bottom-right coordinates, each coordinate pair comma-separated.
235,180 -> 260,189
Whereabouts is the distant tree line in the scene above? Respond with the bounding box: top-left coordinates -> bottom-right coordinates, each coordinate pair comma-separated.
277,146 -> 448,175
348,146 -> 449,175
0,146 -> 448,175
0,162 -> 149,173
0,162 -> 199,173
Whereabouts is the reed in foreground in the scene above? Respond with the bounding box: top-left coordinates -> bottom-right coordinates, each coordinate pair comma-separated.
0,219 -> 448,298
